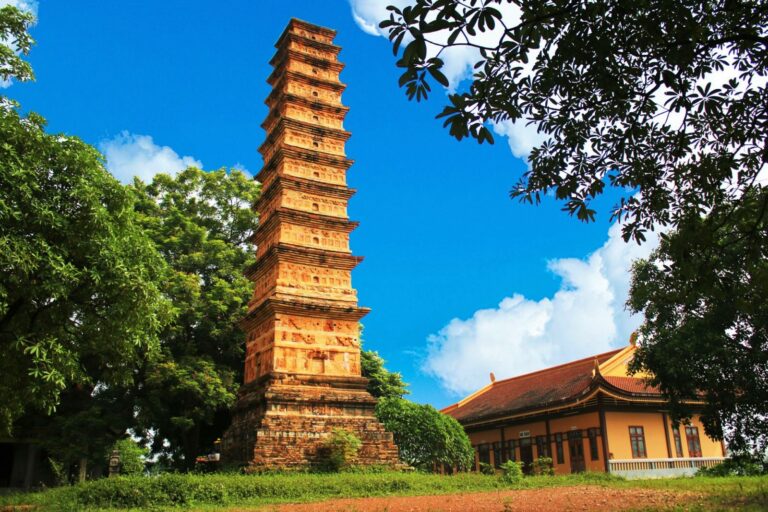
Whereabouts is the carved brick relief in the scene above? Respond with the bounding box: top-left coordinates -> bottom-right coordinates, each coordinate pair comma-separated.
284,128 -> 345,156
287,40 -> 337,61
279,223 -> 350,252
291,28 -> 334,45
280,189 -> 348,218
286,60 -> 340,83
285,81 -> 341,104
280,158 -> 347,186
284,104 -> 344,130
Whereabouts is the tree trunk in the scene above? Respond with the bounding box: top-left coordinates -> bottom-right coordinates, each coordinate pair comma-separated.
182,424 -> 201,471
78,457 -> 87,483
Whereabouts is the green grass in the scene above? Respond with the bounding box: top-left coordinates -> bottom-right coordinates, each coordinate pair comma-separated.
0,472 -> 765,511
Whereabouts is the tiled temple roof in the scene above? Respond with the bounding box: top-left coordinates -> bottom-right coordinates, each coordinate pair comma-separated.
443,346 -> 664,425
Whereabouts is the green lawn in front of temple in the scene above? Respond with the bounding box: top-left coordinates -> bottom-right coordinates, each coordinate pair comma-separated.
0,471 -> 765,511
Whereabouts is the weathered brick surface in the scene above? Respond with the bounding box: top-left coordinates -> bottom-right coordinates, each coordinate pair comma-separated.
221,18 -> 400,470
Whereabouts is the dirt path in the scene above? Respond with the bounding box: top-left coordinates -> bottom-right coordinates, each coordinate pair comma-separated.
254,485 -> 701,512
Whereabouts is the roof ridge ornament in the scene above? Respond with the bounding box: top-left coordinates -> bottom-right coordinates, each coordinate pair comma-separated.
592,358 -> 601,379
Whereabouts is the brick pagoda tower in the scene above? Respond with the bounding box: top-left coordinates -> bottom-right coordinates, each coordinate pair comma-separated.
221,19 -> 400,469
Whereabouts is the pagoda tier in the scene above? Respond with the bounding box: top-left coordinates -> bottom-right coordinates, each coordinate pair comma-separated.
222,18 -> 400,470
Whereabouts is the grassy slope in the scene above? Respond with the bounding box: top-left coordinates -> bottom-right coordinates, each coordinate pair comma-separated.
0,472 -> 765,511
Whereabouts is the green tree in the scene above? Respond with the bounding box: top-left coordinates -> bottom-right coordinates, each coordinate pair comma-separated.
380,0 -> 768,242
361,349 -> 409,399
375,397 -> 473,471
130,168 -> 260,469
0,5 -> 35,84
380,0 -> 768,451
0,5 -> 170,481
628,189 -> 768,452
0,56 -> 170,438
110,438 -> 150,476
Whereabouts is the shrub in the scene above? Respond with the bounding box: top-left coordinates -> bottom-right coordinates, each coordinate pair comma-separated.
322,429 -> 362,471
698,453 -> 766,477
499,460 -> 523,483
109,438 -> 150,476
478,462 -> 495,475
375,397 -> 474,471
532,456 -> 554,476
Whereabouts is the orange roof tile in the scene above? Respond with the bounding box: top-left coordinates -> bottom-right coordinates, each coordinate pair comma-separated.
604,375 -> 662,395
445,349 -> 623,424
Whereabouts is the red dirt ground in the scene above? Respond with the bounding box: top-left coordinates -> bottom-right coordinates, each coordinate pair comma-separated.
254,485 -> 701,511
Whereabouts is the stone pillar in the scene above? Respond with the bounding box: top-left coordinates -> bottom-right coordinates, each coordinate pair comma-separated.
222,18 -> 399,470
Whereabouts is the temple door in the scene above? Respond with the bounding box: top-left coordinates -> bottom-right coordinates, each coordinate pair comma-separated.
519,438 -> 534,474
568,430 -> 586,473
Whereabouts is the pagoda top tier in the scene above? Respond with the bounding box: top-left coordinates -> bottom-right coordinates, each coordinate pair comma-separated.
274,18 -> 338,48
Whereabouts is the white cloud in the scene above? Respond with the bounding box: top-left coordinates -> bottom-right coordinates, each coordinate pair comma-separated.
423,222 -> 659,395
0,0 -> 39,89
492,119 -> 548,161
99,131 -> 202,183
348,0 -> 410,37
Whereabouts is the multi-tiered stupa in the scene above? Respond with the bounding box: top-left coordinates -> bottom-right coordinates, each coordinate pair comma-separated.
222,19 -> 400,469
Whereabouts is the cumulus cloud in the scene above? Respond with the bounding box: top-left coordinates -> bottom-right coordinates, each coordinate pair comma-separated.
423,222 -> 659,395
99,131 -> 202,183
348,0 -> 542,157
0,0 -> 39,89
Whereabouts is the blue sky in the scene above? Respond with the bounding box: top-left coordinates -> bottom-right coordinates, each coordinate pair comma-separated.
5,0 -> 655,408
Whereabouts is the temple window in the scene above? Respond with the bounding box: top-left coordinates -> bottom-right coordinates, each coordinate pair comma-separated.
588,428 -> 599,460
555,433 -> 564,464
672,425 -> 684,457
685,426 -> 702,457
629,426 -> 647,458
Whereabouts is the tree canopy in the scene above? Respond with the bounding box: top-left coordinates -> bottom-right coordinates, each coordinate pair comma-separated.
380,0 -> 768,243
0,100 -> 170,435
361,348 -> 409,399
628,189 -> 768,452
130,168 -> 260,468
0,5 -> 35,84
375,397 -> 474,471
381,0 -> 768,451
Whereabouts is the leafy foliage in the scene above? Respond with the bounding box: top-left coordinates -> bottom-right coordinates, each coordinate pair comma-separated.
322,429 -> 363,472
628,189 -> 768,452
0,5 -> 35,84
532,456 -> 554,476
499,460 -> 523,483
0,101 -> 170,434
380,0 -> 768,243
361,349 -> 409,399
129,167 -> 260,468
697,452 -> 766,477
478,462 -> 495,475
110,438 -> 150,476
375,397 -> 473,471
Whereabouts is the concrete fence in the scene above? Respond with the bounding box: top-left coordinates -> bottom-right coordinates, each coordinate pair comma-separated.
608,457 -> 726,479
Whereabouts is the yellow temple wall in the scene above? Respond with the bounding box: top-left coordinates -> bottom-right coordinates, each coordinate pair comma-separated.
549,412 -> 604,473
605,411 -> 725,460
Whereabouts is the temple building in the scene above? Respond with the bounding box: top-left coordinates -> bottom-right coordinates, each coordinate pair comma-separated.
442,341 -> 727,478
221,19 -> 399,469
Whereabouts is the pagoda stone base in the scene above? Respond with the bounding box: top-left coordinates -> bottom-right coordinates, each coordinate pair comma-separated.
222,372 -> 401,469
